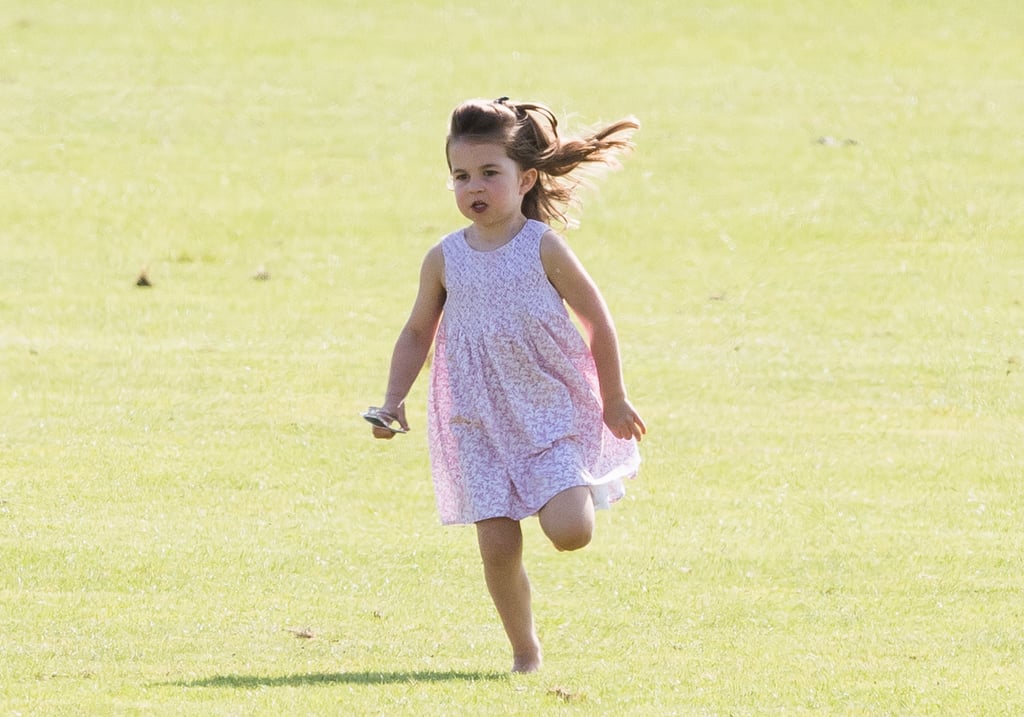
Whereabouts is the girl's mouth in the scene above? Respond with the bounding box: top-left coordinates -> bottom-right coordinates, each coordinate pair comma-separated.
471,201 -> 488,213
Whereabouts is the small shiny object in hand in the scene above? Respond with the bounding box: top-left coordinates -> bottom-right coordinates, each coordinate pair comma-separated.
361,407 -> 408,434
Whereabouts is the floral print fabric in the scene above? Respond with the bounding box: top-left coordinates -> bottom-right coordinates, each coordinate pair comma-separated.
427,220 -> 640,525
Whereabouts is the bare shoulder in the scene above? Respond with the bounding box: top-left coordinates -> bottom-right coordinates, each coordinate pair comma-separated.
540,229 -> 591,284
424,240 -> 445,267
539,229 -> 580,276
422,241 -> 446,288
539,228 -> 571,259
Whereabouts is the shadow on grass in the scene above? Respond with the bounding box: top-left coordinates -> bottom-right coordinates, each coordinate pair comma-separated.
167,670 -> 506,689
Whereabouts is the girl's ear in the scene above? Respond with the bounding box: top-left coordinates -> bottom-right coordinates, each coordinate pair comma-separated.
519,168 -> 539,195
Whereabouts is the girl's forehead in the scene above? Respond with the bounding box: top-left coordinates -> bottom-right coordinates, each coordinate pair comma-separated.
447,139 -> 512,167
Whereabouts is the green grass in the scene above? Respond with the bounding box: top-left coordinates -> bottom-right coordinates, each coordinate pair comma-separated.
2,1 -> 1023,714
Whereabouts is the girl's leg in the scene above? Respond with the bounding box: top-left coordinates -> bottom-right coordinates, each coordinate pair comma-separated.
475,517 -> 542,673
538,485 -> 595,552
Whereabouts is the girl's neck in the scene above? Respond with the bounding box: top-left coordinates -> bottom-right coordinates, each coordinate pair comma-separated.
466,215 -> 528,251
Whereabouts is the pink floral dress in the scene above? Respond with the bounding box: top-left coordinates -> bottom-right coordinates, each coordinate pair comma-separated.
426,219 -> 640,525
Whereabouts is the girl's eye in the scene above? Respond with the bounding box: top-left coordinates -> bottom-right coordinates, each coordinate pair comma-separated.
484,170 -> 499,177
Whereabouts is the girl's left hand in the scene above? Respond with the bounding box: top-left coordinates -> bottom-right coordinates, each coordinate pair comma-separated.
603,398 -> 646,442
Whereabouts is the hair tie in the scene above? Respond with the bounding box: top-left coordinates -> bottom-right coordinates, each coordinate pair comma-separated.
494,96 -> 527,119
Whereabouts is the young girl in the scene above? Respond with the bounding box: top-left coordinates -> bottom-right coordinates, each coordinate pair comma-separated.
367,97 -> 646,673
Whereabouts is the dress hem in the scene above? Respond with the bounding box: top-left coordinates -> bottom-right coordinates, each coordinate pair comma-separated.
436,461 -> 640,525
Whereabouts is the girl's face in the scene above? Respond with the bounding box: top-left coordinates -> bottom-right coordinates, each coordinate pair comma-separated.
447,139 -> 537,229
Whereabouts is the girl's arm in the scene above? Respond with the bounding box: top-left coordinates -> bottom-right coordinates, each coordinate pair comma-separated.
375,244 -> 447,438
540,231 -> 646,442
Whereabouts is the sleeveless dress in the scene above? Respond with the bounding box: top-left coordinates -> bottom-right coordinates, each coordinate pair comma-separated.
426,219 -> 640,525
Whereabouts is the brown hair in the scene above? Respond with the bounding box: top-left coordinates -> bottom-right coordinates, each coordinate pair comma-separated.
445,97 -> 639,228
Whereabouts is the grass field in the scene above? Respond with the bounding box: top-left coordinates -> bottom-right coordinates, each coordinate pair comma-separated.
2,1 -> 1023,714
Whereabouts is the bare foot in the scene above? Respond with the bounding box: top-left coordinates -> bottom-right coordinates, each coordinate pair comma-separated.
512,651 -> 543,673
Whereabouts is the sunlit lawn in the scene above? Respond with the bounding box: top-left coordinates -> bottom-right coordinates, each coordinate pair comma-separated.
2,1 -> 1022,714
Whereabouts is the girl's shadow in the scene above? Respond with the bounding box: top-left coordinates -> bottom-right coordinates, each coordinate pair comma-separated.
170,670 -> 506,688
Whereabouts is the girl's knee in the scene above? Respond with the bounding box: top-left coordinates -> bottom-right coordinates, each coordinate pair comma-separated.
539,487 -> 595,552
476,518 -> 524,567
548,520 -> 593,552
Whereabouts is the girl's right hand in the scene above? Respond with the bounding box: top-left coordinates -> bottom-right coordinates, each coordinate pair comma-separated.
371,404 -> 409,440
